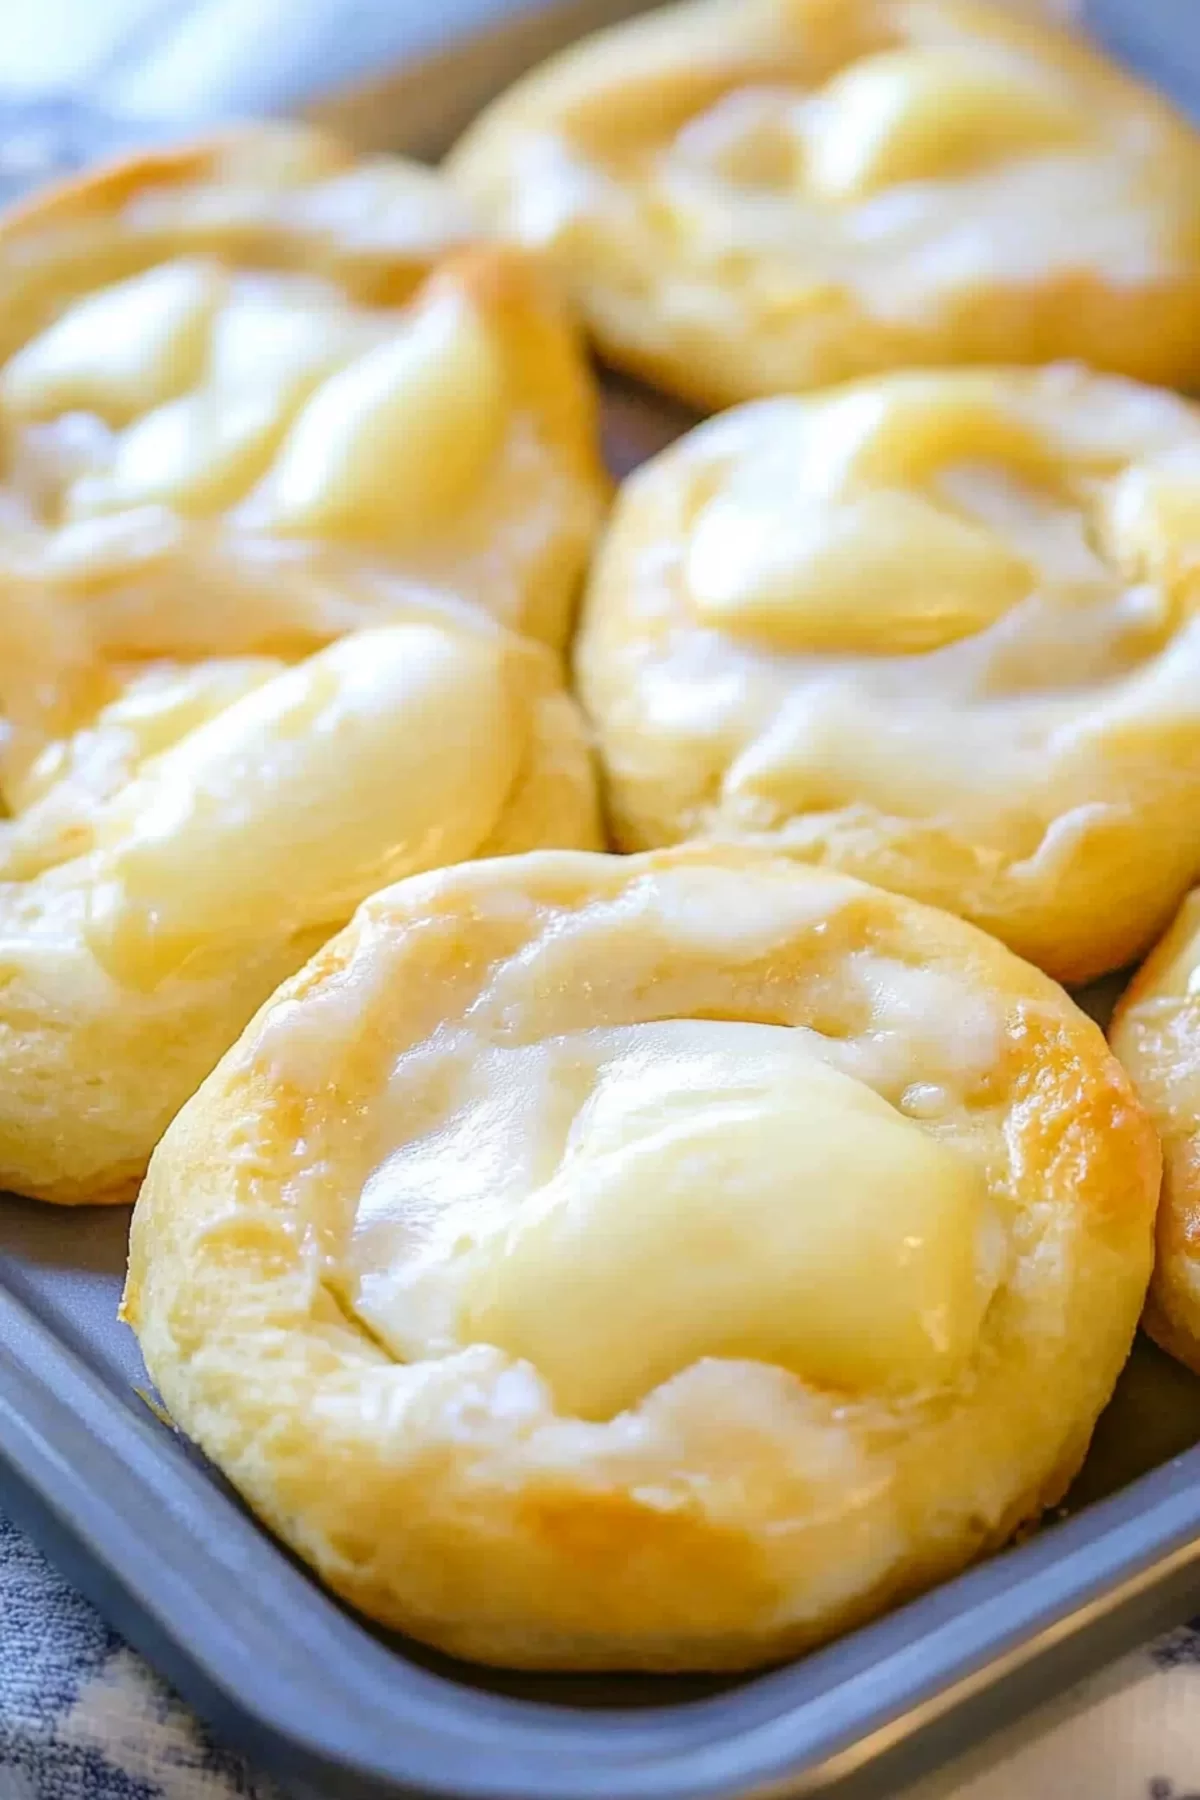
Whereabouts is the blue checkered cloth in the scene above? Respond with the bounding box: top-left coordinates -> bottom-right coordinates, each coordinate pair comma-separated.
4,1505 -> 1200,1800
0,1513 -> 274,1800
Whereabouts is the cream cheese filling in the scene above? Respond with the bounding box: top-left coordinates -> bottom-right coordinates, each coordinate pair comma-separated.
340,1013 -> 1003,1421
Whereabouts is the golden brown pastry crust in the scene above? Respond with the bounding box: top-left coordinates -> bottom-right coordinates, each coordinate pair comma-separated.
1110,895 -> 1200,1373
0,122 -> 607,648
575,364 -> 1200,985
449,0 -> 1200,410
125,845 -> 1157,1670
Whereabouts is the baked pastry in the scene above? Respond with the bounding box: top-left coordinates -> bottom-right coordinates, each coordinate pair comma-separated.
576,364 -> 1200,985
0,123 -> 606,649
449,0 -> 1200,410
0,593 -> 601,1206
124,845 -> 1157,1670
1110,897 -> 1200,1373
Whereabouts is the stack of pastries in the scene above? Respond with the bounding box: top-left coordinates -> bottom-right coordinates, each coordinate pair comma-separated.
9,0 -> 1200,1672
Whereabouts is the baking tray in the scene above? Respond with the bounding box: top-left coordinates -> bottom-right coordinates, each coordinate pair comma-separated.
6,4 -> 1200,1798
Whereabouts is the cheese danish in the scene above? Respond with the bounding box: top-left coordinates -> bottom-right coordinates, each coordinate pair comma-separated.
450,0 -> 1200,409
0,596 -> 600,1205
1112,899 -> 1200,1373
576,365 -> 1200,983
125,846 -> 1157,1669
0,123 -> 607,649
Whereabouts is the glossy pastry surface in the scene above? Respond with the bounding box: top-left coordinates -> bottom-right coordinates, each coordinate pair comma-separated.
126,846 -> 1157,1670
576,365 -> 1200,983
0,596 -> 601,1205
0,122 -> 607,648
450,0 -> 1200,409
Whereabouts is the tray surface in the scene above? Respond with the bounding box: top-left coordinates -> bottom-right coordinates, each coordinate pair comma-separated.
6,4 -> 1200,1798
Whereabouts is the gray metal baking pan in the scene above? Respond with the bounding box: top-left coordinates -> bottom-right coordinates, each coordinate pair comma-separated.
5,4 -> 1200,1798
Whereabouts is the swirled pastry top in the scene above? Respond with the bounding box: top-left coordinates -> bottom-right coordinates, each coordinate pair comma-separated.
0,596 -> 601,1206
1111,894 -> 1200,1375
449,0 -> 1200,409
576,364 -> 1200,985
124,846 -> 1158,1669
0,123 -> 607,647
